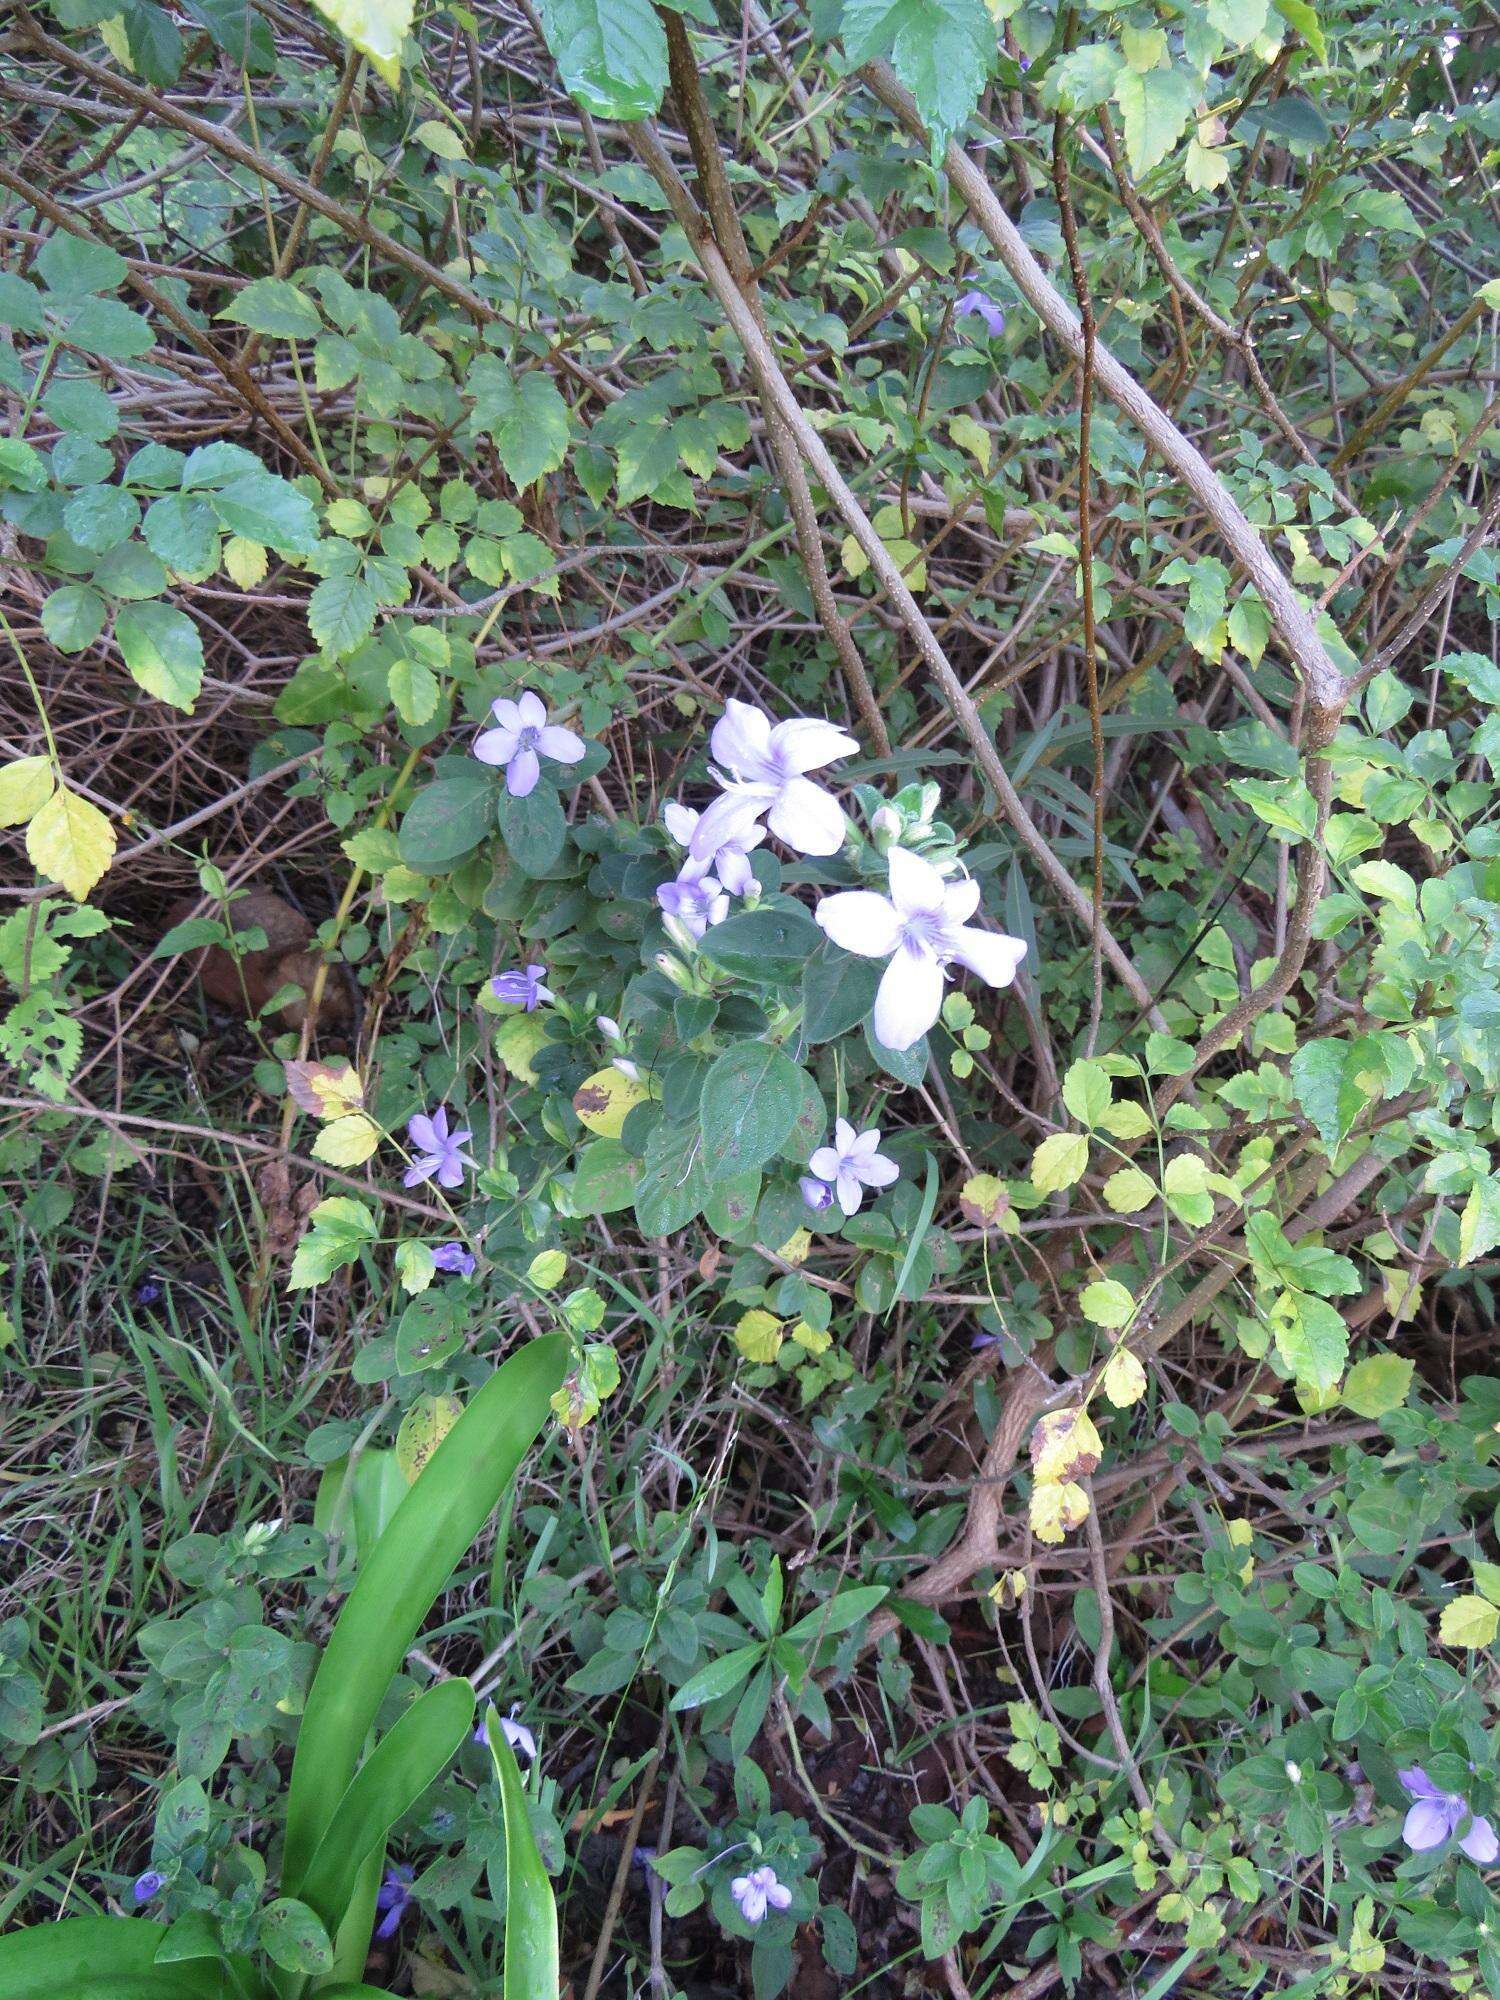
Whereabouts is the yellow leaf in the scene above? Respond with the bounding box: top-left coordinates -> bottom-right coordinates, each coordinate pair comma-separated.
307,0 -> 412,84
527,1249 -> 567,1290
774,1227 -> 812,1265
0,756 -> 55,828
948,413 -> 991,471
26,786 -> 116,901
573,1067 -> 648,1139
790,1319 -> 830,1355
733,1309 -> 783,1363
1438,1594 -> 1500,1649
988,1568 -> 1027,1608
413,117 -> 467,160
1029,1407 -> 1103,1483
959,1173 -> 1010,1228
1031,1131 -> 1089,1194
311,1113 -> 381,1166
1103,1166 -> 1156,1214
1030,1479 -> 1089,1545
495,1012 -> 550,1083
1101,1346 -> 1147,1409
223,537 -> 268,588
396,1391 -> 463,1482
286,1058 -> 366,1119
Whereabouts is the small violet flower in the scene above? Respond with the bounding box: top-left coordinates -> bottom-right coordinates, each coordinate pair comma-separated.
799,1174 -> 836,1215
374,1864 -> 414,1940
491,963 -> 554,1011
657,868 -> 729,942
690,700 -> 859,863
816,847 -> 1027,1052
131,1870 -> 165,1905
1399,1767 -> 1499,1863
730,1864 -> 792,1925
403,1106 -> 477,1191
430,1242 -> 476,1277
955,290 -> 1006,338
133,1278 -> 163,1308
808,1118 -> 900,1218
664,800 -> 762,897
473,689 -> 586,799
473,1705 -> 538,1762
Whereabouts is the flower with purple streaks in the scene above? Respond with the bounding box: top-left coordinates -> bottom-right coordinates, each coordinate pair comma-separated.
403,1106 -> 477,1191
474,690 -> 586,798
491,963 -> 554,1011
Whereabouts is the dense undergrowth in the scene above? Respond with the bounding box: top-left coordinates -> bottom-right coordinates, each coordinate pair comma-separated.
2,0 -> 1499,1994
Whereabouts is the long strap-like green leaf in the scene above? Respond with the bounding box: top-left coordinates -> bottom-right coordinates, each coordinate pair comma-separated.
281,1335 -> 568,1893
485,1708 -> 560,2000
0,1917 -> 235,1999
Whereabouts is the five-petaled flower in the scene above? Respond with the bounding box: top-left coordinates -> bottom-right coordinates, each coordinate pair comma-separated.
690,701 -> 859,863
491,963 -> 554,1011
431,1242 -> 476,1277
730,1863 -> 792,1925
808,1118 -> 900,1217
474,1705 -> 538,1762
955,290 -> 1006,338
403,1107 -> 477,1191
474,690 -> 586,799
665,799 -> 762,895
1400,1767 -> 1499,1862
374,1864 -> 414,1940
816,847 -> 1027,1052
658,869 -> 728,942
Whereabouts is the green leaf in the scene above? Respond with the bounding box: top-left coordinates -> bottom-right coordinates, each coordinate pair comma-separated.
35,233 -> 126,300
497,783 -> 566,876
1031,1131 -> 1088,1194
1271,1291 -> 1348,1395
219,276 -> 322,339
1113,64 -> 1196,175
144,495 -> 220,575
115,602 -> 204,712
699,1043 -> 804,1181
309,573 -> 378,658
533,0 -> 669,119
487,1710 -> 561,2000
281,1335 -> 568,1890
41,584 -> 107,654
1080,1278 -> 1134,1328
701,905 -> 824,985
568,1138 -> 645,1214
468,360 -> 572,487
1061,1058 -> 1112,1127
398,766 -> 498,870
802,940 -> 881,1042
670,1642 -> 765,1711
784,1585 -> 888,1644
210,473 -> 319,553
1340,1352 -> 1414,1420
841,0 -> 994,153
257,1898 -> 333,1976
299,1679 -> 475,1939
0,1918 -> 228,1999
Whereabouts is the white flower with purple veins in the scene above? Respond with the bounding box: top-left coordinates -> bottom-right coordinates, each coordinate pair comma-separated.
816,847 -> 1027,1052
730,1864 -> 792,1925
473,689 -> 586,798
808,1118 -> 900,1217
403,1106 -> 477,1190
664,800 -> 762,896
490,963 -> 553,1011
690,700 -> 860,862
1399,1767 -> 1499,1862
657,868 -> 728,942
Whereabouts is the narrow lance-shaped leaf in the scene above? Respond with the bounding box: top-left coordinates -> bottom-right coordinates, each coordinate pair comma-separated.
487,1706 -> 561,2000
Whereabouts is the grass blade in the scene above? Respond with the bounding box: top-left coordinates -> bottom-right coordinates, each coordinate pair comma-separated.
485,1706 -> 559,2000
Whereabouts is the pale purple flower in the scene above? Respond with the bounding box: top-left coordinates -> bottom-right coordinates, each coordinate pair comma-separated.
730,1863 -> 792,1925
808,1118 -> 899,1218
955,290 -> 1006,338
403,1106 -> 477,1190
800,1174 -> 835,1214
374,1864 -> 413,1939
431,1242 -> 476,1276
474,1704 -> 537,1762
657,867 -> 728,942
474,689 -> 586,798
131,1869 -> 165,1905
664,799 -> 762,895
1399,1767 -> 1499,1862
816,847 -> 1027,1052
491,963 -> 554,1010
690,701 -> 859,863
